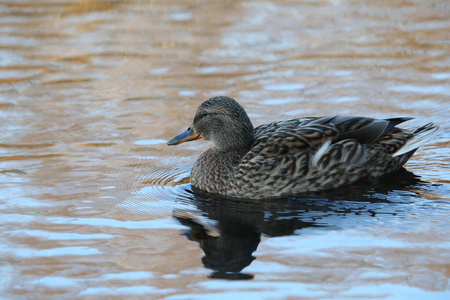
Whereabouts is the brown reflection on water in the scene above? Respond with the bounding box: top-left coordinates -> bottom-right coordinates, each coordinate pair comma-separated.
0,0 -> 449,298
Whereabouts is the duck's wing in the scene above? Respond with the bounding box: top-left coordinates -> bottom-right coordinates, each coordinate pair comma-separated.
330,116 -> 413,145
237,117 -> 367,196
235,116 -> 436,197
241,116 -> 415,178
250,116 -> 412,158
250,118 -> 339,158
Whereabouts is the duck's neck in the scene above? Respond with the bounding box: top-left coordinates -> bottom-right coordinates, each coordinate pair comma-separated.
211,110 -> 255,153
213,130 -> 255,153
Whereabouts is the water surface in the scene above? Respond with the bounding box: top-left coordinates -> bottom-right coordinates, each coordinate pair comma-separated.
1,0 -> 449,299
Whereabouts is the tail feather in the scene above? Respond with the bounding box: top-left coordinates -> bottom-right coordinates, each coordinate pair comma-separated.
393,123 -> 439,157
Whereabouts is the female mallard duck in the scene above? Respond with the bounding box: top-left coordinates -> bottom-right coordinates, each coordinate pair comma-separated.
168,96 -> 438,199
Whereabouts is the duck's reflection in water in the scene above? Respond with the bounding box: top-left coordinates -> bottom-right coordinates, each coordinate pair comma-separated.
175,211 -> 260,280
173,168 -> 424,280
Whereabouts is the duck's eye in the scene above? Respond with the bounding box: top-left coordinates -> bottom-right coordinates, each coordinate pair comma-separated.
203,111 -> 208,116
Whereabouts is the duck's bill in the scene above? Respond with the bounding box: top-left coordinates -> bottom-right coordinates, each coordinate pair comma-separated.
167,127 -> 201,145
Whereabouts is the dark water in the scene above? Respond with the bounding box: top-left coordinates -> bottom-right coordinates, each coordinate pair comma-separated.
1,0 -> 449,299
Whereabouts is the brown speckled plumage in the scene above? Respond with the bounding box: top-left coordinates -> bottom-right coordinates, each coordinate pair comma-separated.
168,96 -> 438,199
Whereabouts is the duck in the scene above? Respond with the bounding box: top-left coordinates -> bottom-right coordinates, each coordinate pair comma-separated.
167,96 -> 438,200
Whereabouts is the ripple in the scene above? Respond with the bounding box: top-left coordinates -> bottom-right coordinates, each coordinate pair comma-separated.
101,271 -> 154,280
262,97 -> 297,105
46,216 -> 182,229
29,277 -> 80,289
133,139 -> 167,145
11,229 -> 115,240
79,286 -> 175,296
0,153 -> 69,162
390,84 -> 449,95
98,153 -> 195,217
1,246 -> 102,258
263,83 -> 305,91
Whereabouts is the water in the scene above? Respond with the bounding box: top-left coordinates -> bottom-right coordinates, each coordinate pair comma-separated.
1,0 -> 449,299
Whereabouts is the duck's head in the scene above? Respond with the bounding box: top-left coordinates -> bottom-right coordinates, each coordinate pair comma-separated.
167,96 -> 255,152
